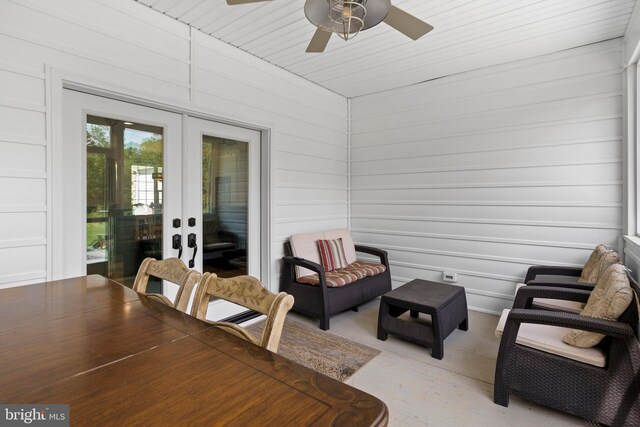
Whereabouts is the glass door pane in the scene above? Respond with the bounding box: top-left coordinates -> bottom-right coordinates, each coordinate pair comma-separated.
85,115 -> 164,288
202,136 -> 248,278
186,117 -> 261,320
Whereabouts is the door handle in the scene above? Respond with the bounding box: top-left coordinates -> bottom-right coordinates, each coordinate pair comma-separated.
172,234 -> 182,259
187,233 -> 197,268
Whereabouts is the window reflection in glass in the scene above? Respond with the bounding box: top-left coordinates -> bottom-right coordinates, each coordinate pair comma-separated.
86,115 -> 163,288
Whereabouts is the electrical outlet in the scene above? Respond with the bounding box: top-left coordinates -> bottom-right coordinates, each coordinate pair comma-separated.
442,272 -> 458,283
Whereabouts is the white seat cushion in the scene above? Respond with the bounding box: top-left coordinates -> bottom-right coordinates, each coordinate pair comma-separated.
530,299 -> 585,314
515,283 -> 585,314
495,309 -> 606,367
533,275 -> 582,284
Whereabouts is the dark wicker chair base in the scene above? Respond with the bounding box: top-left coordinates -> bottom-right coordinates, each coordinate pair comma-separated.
281,241 -> 392,330
495,282 -> 640,426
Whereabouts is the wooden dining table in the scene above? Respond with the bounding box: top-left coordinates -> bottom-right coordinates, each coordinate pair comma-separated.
0,275 -> 388,426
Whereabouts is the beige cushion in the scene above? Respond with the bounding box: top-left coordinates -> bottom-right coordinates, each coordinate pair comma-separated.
290,229 -> 357,279
594,250 -> 620,279
531,298 -> 585,314
534,274 -> 581,285
496,309 -> 606,367
564,263 -> 633,348
290,231 -> 324,278
514,283 -> 585,314
578,244 -> 607,283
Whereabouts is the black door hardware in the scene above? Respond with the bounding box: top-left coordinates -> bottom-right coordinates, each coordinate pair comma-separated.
187,233 -> 197,268
172,234 -> 182,259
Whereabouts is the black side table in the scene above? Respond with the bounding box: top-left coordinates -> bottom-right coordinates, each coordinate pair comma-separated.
377,279 -> 468,359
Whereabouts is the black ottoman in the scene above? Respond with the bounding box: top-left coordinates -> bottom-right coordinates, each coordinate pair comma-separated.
377,279 -> 468,359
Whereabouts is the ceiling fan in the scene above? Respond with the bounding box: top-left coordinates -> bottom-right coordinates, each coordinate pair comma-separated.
226,0 -> 434,53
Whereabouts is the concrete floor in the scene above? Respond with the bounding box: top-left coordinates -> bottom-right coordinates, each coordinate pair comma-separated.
287,299 -> 587,427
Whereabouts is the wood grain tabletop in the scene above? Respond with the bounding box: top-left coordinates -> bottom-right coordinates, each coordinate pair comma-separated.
0,275 -> 388,426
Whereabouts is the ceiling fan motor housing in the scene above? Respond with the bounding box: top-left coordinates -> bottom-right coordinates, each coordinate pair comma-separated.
305,0 -> 391,35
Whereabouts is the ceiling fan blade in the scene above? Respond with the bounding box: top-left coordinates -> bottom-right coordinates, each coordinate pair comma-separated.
306,29 -> 332,53
227,0 -> 272,5
383,5 -> 434,40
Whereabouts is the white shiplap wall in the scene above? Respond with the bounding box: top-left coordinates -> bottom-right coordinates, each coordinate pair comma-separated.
350,39 -> 623,314
0,0 -> 347,288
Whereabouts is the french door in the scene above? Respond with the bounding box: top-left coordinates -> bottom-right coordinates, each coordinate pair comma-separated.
60,90 -> 262,319
183,117 -> 261,319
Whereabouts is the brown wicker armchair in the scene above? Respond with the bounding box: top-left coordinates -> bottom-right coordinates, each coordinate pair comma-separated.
524,244 -> 618,288
520,246 -> 620,313
494,278 -> 640,426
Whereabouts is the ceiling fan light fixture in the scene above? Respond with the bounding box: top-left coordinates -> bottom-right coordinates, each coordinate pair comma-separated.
306,0 -> 389,43
328,0 -> 367,41
229,0 -> 432,53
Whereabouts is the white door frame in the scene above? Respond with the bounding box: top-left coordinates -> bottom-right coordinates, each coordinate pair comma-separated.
47,67 -> 274,289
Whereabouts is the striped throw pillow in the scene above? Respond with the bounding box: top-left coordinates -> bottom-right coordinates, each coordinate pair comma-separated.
317,238 -> 348,271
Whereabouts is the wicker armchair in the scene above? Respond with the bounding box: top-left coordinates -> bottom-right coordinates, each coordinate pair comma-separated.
524,244 -> 618,288
521,246 -> 620,313
494,279 -> 640,426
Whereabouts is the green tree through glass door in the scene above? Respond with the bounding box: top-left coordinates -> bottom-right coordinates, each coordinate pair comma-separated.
86,115 -> 163,288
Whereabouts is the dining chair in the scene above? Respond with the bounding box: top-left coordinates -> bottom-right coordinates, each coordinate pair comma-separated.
191,273 -> 294,353
133,257 -> 202,313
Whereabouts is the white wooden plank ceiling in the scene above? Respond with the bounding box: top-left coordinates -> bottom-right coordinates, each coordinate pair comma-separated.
134,0 -> 637,98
